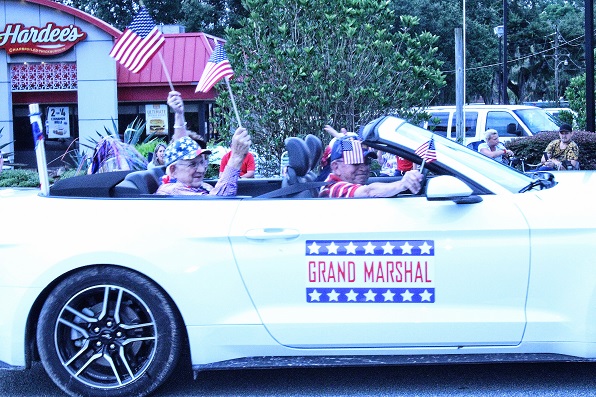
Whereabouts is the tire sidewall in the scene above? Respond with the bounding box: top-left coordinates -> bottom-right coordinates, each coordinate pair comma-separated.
36,266 -> 182,397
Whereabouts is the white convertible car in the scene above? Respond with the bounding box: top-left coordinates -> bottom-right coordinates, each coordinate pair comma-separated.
1,116 -> 595,397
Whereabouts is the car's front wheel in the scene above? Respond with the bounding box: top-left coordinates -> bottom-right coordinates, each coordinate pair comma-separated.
36,266 -> 183,397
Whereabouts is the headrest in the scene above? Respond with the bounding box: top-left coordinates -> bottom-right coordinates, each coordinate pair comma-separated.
305,134 -> 323,169
284,137 -> 310,177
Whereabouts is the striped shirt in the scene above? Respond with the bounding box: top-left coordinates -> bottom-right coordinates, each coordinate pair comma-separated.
318,173 -> 361,198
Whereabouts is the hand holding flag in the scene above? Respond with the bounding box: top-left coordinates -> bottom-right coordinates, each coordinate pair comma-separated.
109,7 -> 165,74
195,44 -> 234,93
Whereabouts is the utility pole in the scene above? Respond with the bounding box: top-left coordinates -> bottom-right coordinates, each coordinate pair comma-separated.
554,26 -> 560,105
502,0 -> 508,104
586,0 -> 595,132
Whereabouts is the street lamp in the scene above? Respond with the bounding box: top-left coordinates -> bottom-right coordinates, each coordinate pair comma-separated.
555,57 -> 568,105
494,25 -> 504,104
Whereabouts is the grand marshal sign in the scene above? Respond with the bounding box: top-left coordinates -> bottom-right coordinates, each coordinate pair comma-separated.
0,23 -> 87,55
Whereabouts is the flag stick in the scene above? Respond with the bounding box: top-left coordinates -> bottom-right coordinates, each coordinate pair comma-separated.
225,77 -> 242,128
419,159 -> 426,173
29,103 -> 50,196
158,52 -> 175,91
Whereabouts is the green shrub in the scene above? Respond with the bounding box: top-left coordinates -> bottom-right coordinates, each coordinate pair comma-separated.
0,169 -> 41,187
507,130 -> 596,170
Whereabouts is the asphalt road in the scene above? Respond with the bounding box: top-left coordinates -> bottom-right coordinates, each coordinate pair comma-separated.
1,360 -> 596,396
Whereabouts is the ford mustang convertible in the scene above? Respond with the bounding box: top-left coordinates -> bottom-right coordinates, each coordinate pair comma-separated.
1,116 -> 595,397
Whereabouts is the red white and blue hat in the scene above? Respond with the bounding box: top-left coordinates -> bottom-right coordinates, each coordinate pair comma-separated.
164,136 -> 211,166
329,137 -> 376,165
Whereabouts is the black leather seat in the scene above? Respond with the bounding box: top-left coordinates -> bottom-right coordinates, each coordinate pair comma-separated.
282,137 -> 313,198
112,166 -> 165,197
304,134 -> 323,181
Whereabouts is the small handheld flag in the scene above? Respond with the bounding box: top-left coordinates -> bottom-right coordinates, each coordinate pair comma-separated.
415,136 -> 437,163
415,136 -> 436,172
195,44 -> 234,93
109,7 -> 165,74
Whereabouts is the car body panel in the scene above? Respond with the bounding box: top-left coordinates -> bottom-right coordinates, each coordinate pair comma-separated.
230,196 -> 531,348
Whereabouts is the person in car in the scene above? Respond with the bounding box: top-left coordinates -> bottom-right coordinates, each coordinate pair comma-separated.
147,143 -> 166,169
538,123 -> 579,171
319,136 -> 423,198
155,129 -> 251,196
478,129 -> 514,164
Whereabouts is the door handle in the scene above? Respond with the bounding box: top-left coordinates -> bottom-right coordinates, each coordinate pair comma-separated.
244,228 -> 300,241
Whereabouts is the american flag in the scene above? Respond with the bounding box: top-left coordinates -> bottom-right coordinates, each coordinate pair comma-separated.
109,7 -> 165,74
415,136 -> 437,163
195,44 -> 234,93
341,139 -> 364,164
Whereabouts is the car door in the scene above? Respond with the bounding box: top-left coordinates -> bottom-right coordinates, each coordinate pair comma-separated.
229,194 -> 530,348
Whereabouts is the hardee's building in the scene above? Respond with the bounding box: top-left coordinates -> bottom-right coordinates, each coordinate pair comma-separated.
0,0 -> 222,167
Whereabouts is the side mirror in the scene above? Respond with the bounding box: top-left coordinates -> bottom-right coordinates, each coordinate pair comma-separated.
426,175 -> 481,203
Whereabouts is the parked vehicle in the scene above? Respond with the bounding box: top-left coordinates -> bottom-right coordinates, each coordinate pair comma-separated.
421,104 -> 561,145
1,115 -> 595,397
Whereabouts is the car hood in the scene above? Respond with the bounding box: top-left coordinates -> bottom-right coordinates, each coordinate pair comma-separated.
536,171 -> 596,197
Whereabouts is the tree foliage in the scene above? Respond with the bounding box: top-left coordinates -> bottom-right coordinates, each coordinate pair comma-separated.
391,0 -> 586,105
215,0 -> 445,176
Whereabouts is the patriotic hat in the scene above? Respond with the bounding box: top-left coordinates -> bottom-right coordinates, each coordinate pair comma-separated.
164,136 -> 212,166
329,137 -> 377,165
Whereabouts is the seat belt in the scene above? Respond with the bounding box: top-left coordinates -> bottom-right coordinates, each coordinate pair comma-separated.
256,181 -> 330,198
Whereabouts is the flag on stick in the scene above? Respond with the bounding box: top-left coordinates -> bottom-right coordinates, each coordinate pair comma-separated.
109,7 -> 165,74
415,136 -> 437,163
195,44 -> 234,93
415,135 -> 436,172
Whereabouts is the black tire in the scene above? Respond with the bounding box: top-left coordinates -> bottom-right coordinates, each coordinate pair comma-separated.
36,266 -> 183,397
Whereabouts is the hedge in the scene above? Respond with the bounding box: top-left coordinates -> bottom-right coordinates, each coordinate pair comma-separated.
507,130 -> 596,170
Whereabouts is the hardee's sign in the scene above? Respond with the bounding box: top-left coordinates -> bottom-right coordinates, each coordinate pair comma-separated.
0,23 -> 87,55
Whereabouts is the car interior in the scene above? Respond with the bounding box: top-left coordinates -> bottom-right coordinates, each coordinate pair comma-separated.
49,132 -> 407,199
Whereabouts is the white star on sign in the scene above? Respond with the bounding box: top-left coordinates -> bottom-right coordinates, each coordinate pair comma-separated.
308,241 -> 321,254
382,289 -> 396,301
382,241 -> 395,254
326,242 -> 339,254
400,241 -> 413,254
400,289 -> 414,302
346,289 -> 359,301
308,290 -> 321,302
344,242 -> 358,254
420,289 -> 433,302
327,289 -> 340,301
363,242 -> 376,254
419,241 -> 433,255
364,289 -> 377,301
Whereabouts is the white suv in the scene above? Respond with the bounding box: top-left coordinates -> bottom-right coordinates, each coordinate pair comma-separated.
421,104 -> 561,145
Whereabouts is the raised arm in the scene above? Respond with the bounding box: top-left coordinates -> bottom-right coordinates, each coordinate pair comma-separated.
167,91 -> 188,141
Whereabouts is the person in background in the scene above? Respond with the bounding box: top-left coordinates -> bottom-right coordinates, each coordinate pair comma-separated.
147,143 -> 166,169
478,129 -> 514,164
376,151 -> 398,176
319,136 -> 423,198
219,150 -> 255,178
537,123 -> 579,171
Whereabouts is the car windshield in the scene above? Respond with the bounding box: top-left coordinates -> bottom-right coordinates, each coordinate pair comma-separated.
385,119 -> 536,193
514,108 -> 560,134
